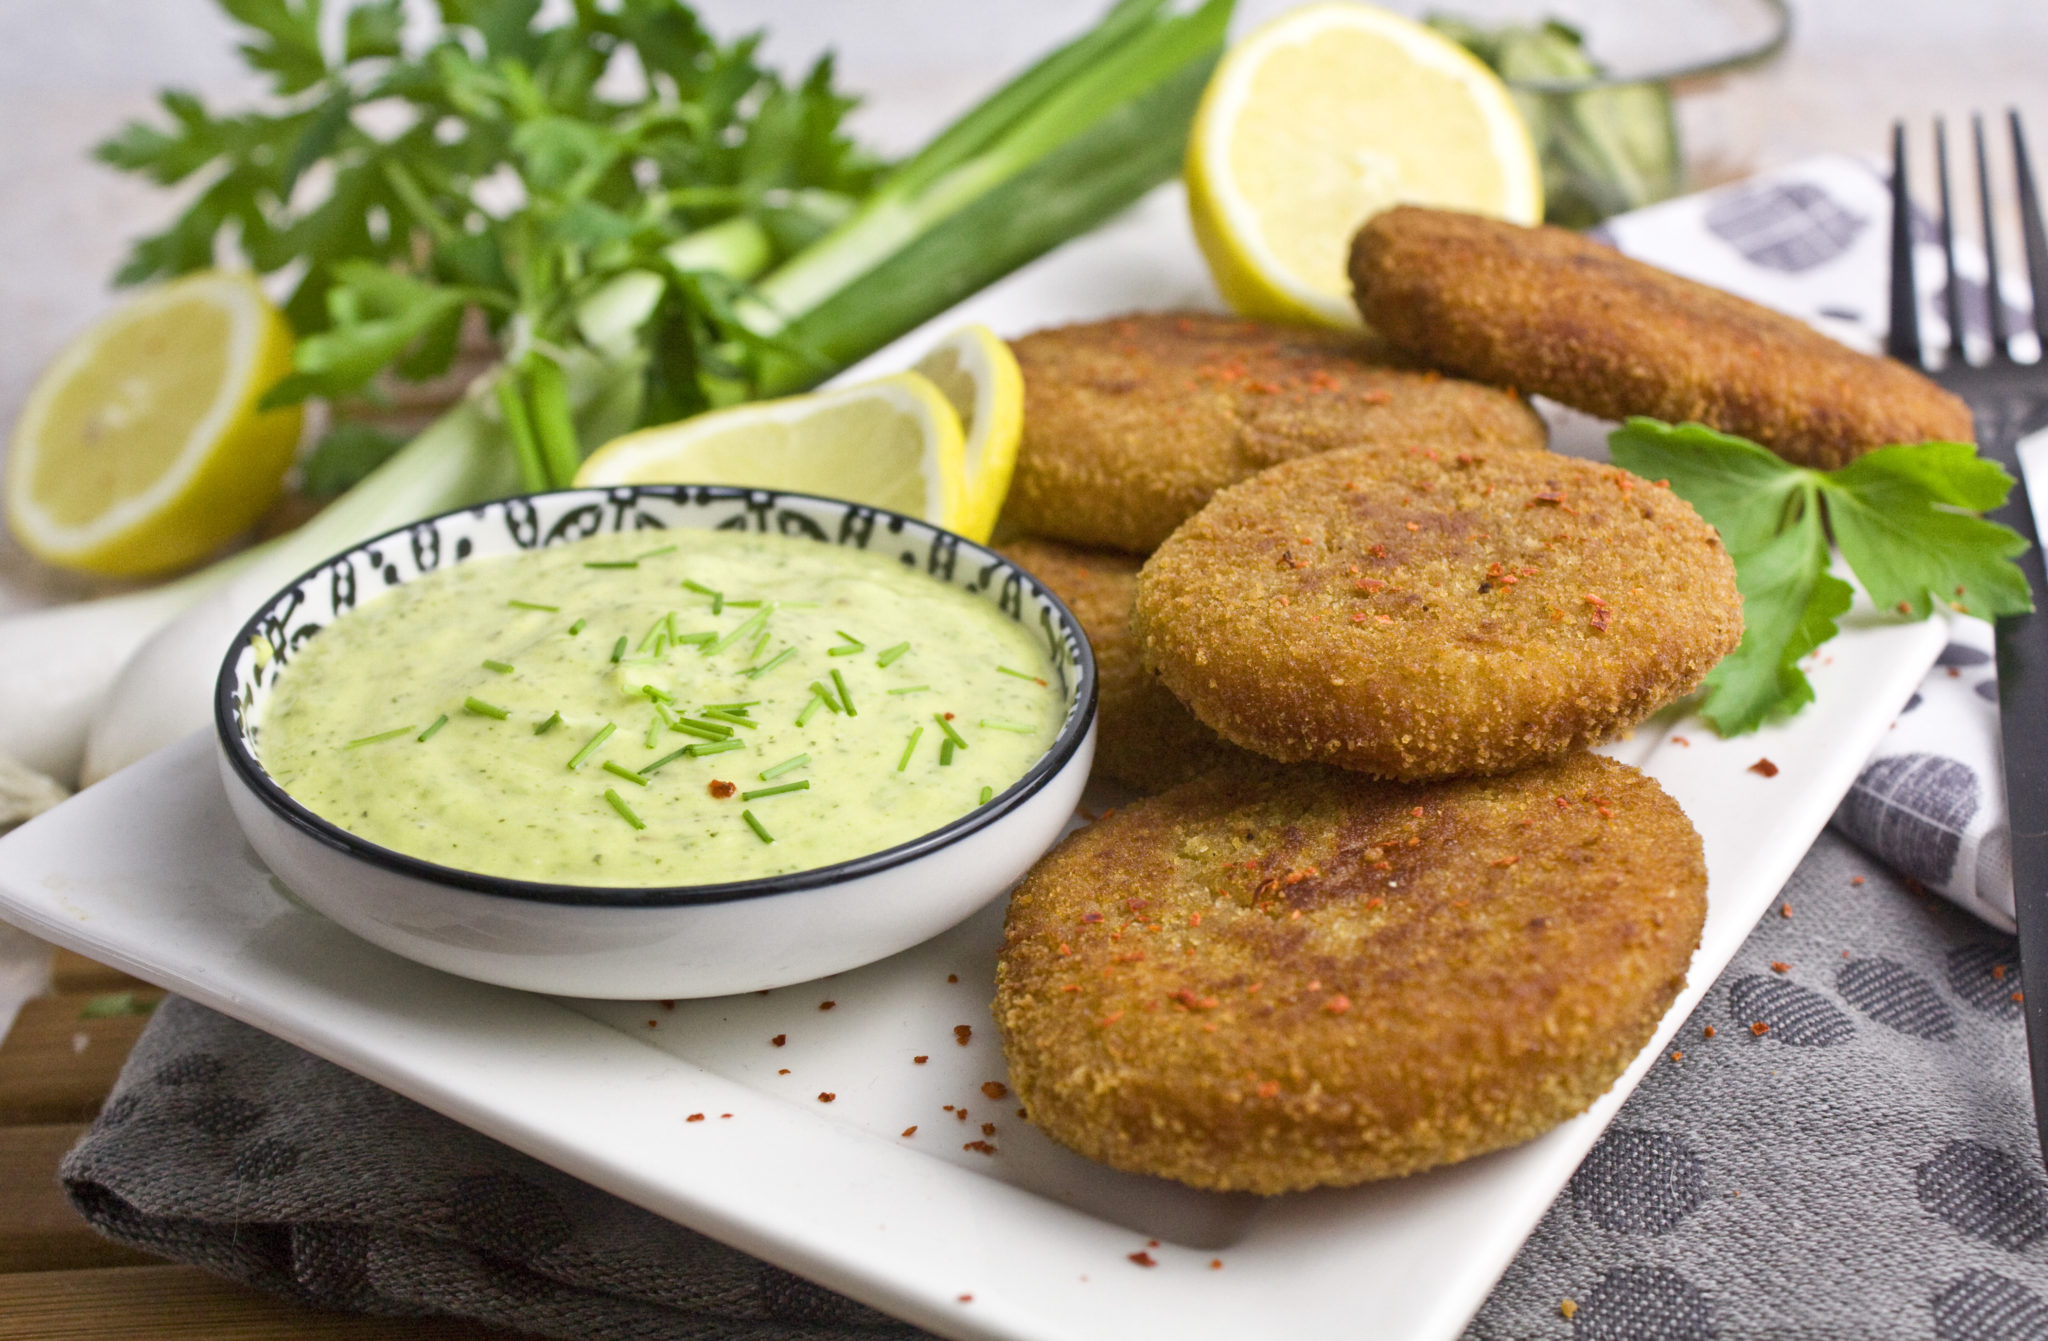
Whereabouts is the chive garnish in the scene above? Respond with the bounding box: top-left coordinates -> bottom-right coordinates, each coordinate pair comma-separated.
886,685 -> 930,696
700,708 -> 756,729
940,738 -> 957,766
796,695 -> 826,727
685,738 -> 745,757
604,759 -> 651,787
707,606 -> 773,656
672,631 -> 716,646
742,809 -> 774,843
933,714 -> 967,749
996,665 -> 1046,684
706,701 -> 759,711
507,600 -> 559,612
417,715 -> 449,742
642,746 -> 692,775
876,642 -> 910,667
760,752 -> 809,780
713,593 -> 724,615
979,718 -> 1034,734
897,727 -> 923,772
534,710 -> 563,736
675,716 -> 733,739
604,788 -> 647,830
637,544 -> 677,560
725,599 -> 764,608
345,726 -> 413,749
980,785 -> 995,804
681,579 -> 720,599
742,647 -> 796,678
567,618 -> 587,636
609,636 -> 627,663
741,780 -> 810,801
640,684 -> 676,703
808,681 -> 843,715
482,659 -> 514,674
584,560 -> 638,569
464,696 -> 510,720
651,700 -> 677,729
643,717 -> 662,748
566,722 -> 615,769
748,629 -> 770,662
831,668 -> 856,716
828,630 -> 865,656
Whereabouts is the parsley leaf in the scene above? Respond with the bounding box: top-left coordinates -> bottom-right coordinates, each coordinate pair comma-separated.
1608,418 -> 2032,734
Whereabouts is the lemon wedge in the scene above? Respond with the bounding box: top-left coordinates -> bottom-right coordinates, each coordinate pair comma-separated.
911,325 -> 1023,542
1186,2 -> 1543,327
574,373 -> 969,531
6,271 -> 301,577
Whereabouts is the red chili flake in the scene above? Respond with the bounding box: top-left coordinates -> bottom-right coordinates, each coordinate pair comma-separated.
947,973 -> 959,984
1531,489 -> 1568,506
1671,735 -> 1691,747
1897,600 -> 1913,614
982,1081 -> 1008,1099
955,1109 -> 969,1122
708,779 -> 736,799
1256,1081 -> 1280,1099
1246,981 -> 1263,993
1492,854 -> 1521,867
1780,902 -> 1793,919
771,1034 -> 787,1047
1369,543 -> 1389,558
1017,1107 -> 1028,1119
1771,961 -> 1791,974
2016,991 -> 2028,1004
1361,389 -> 1393,405
902,1126 -> 918,1138
1995,965 -> 2009,980
818,1000 -> 836,1011
1356,577 -> 1387,592
721,1113 -> 732,1119
659,1000 -> 676,1011
817,1092 -> 835,1103
687,1113 -> 706,1122
646,1020 -> 658,1028
1749,758 -> 1780,777
963,1140 -> 997,1155
1323,994 -> 1352,1015
1210,1258 -> 1224,1270
913,1055 -> 928,1064
1128,1252 -> 1158,1268
958,1294 -> 973,1304
1751,1021 -> 1770,1036
1099,1011 -> 1125,1027
1670,1051 -> 1684,1062
1851,876 -> 1867,886
1704,1026 -> 1717,1039
777,1068 -> 790,1075
954,1024 -> 973,1044
1411,806 -> 1425,817
981,1122 -> 997,1136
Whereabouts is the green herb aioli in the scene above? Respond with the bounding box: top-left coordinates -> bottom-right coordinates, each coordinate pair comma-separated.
260,530 -> 1064,885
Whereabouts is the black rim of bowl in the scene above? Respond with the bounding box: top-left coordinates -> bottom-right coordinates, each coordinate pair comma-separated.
216,485 -> 1099,908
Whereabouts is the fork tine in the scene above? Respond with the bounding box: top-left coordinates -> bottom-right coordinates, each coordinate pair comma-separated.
1937,121 -> 1967,361
2011,111 -> 2048,356
1975,114 -> 2015,363
1887,121 -> 1923,365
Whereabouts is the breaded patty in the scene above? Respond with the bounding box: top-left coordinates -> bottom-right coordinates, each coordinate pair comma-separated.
996,753 -> 1707,1193
1350,206 -> 1974,469
1133,445 -> 1742,780
999,311 -> 1548,553
997,536 -> 1250,793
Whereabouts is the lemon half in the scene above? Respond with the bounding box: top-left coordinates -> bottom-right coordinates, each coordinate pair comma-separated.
1186,2 -> 1543,327
911,325 -> 1024,542
6,271 -> 301,576
574,373 -> 969,532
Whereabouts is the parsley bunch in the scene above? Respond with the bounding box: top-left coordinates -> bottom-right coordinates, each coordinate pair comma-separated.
1609,419 -> 2033,734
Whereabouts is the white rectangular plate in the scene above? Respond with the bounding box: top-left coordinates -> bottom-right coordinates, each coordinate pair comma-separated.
0,186 -> 1948,1341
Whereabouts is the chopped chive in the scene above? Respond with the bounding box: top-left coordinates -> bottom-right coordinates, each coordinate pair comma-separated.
700,708 -> 756,729
831,668 -> 856,716
609,636 -> 627,663
705,701 -> 759,711
808,681 -> 843,715
760,752 -> 810,780
685,738 -> 745,757
940,738 -> 957,766
566,722 -> 616,769
604,759 -> 651,787
534,710 -> 563,736
665,610 -> 679,643
876,642 -> 910,667
482,659 -> 515,674
707,606 -> 773,656
887,685 -> 931,696
980,785 -> 995,805
713,593 -> 724,615
682,578 -> 720,598
604,788 -> 647,830
636,543 -> 677,560
933,714 -> 967,749
464,697 -> 510,720
742,647 -> 797,679
345,726 -> 414,749
796,694 -> 826,727
640,684 -> 676,703
584,560 -> 639,570
637,615 -> 668,652
748,629 -> 771,662
979,718 -> 1035,734
675,716 -> 733,739
507,599 -> 559,612
897,727 -> 923,772
417,714 -> 449,742
741,780 -> 810,801
567,617 -> 587,636
651,700 -> 677,729
642,746 -> 692,775
996,665 -> 1046,684
643,717 -> 662,748
828,630 -> 865,656
742,809 -> 774,843
724,599 -> 764,608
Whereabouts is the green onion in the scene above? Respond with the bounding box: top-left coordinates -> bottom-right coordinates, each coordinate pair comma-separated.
933,713 -> 967,749
566,722 -> 616,769
742,809 -> 774,843
526,354 -> 584,489
940,738 -> 957,766
417,714 -> 449,742
482,659 -> 514,674
897,727 -> 923,772
534,710 -> 563,736
741,780 -> 810,801
876,642 -> 911,667
642,746 -> 693,775
708,606 -> 774,656
760,752 -> 810,780
887,685 -> 930,696
829,630 -> 865,656
609,636 -> 627,663
567,618 -> 587,636
743,647 -> 796,678
979,718 -> 1035,733
345,726 -> 414,749
584,560 -> 639,570
796,694 -> 826,727
831,668 -> 856,716
997,666 -> 1046,684
604,787 -> 647,830
507,599 -> 559,612
604,759 -> 650,787
637,544 -> 677,560
808,681 -> 843,715
464,696 -> 510,719
980,785 -> 995,804
494,373 -> 549,494
686,738 -> 745,757
675,716 -> 734,739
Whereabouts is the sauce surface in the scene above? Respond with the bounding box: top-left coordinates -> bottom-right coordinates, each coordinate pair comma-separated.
260,529 -> 1066,886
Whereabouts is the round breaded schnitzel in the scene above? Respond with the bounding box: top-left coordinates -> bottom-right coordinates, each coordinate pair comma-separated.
995,753 -> 1706,1193
1350,206 -> 1974,469
1132,445 -> 1741,780
999,311 -> 1548,553
998,536 -> 1251,793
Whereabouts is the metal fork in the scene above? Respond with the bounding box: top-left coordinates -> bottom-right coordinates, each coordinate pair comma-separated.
1889,112 -> 2048,1165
